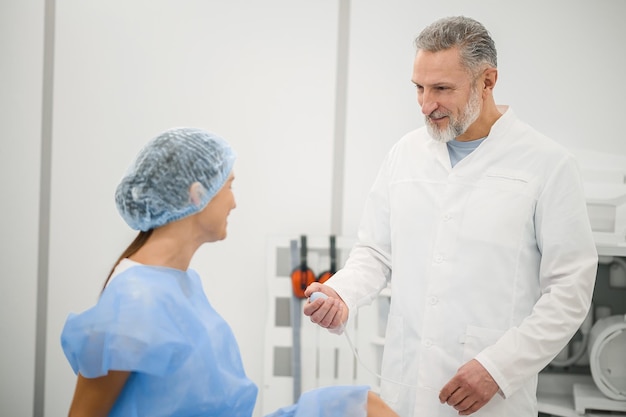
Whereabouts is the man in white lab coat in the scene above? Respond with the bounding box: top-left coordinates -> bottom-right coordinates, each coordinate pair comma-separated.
304,16 -> 598,417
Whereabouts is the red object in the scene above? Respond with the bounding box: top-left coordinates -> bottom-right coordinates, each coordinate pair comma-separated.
317,235 -> 336,284
291,235 -> 315,298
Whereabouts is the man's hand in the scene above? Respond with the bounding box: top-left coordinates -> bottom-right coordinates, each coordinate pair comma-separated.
302,283 -> 348,330
439,359 -> 499,415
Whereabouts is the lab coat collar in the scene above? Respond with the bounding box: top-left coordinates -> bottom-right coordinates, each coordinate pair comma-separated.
427,105 -> 515,172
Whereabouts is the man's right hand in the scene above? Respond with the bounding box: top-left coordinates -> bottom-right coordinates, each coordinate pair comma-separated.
303,283 -> 348,330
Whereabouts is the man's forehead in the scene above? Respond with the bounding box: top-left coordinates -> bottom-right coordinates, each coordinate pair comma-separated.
412,52 -> 469,85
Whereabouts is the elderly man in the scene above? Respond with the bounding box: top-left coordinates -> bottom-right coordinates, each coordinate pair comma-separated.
304,16 -> 597,417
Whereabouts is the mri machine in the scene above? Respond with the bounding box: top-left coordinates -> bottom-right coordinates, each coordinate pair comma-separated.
537,148 -> 626,416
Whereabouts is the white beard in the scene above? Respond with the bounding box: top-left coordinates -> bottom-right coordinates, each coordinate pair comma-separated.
426,88 -> 482,143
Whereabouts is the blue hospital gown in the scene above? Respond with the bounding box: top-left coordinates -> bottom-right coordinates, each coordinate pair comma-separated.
61,264 -> 368,417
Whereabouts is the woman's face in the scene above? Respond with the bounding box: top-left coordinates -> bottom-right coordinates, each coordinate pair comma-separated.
198,172 -> 236,242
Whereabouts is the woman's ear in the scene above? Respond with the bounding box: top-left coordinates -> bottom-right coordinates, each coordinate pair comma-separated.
189,182 -> 205,206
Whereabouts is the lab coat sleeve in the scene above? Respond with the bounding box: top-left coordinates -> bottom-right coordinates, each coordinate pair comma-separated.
475,154 -> 598,397
325,151 -> 393,320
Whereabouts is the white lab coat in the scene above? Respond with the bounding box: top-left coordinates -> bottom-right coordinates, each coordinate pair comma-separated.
326,107 -> 598,417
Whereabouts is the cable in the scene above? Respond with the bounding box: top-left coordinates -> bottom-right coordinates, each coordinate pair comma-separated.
342,326 -> 419,390
310,292 -> 419,389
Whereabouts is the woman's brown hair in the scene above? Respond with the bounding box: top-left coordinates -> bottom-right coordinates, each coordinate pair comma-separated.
102,230 -> 153,291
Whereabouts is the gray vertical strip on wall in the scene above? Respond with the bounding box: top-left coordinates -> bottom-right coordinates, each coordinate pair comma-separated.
289,240 -> 302,402
34,0 -> 56,416
331,0 -> 350,235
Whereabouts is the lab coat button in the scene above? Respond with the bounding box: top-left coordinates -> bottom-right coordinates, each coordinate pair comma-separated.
434,255 -> 443,263
443,213 -> 451,221
424,339 -> 433,347
429,296 -> 438,305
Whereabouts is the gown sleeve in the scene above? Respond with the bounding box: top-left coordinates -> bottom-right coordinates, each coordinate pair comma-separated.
265,385 -> 369,417
60,272 -> 196,378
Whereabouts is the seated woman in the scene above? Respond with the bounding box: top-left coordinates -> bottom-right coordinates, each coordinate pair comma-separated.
60,127 -> 398,417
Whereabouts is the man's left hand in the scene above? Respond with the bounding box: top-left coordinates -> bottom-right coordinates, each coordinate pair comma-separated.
438,359 -> 499,415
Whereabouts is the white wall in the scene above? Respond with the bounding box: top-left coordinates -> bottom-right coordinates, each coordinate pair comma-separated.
2,1 -> 625,416
0,1 -> 44,416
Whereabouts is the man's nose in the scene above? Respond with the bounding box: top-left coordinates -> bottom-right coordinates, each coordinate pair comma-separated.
420,91 -> 437,115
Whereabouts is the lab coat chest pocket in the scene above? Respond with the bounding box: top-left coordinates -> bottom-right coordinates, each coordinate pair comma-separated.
461,325 -> 506,363
460,170 -> 535,249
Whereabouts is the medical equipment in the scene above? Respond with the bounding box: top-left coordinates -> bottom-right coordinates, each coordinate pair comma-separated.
538,150 -> 626,416
317,235 -> 337,284
540,259 -> 625,416
566,314 -> 626,415
291,236 -> 316,299
309,292 -> 328,302
587,314 -> 626,401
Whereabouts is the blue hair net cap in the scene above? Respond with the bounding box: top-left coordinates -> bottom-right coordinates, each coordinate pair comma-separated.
115,127 -> 236,231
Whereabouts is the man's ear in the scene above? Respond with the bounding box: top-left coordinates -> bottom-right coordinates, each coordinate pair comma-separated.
189,182 -> 205,206
483,68 -> 498,91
